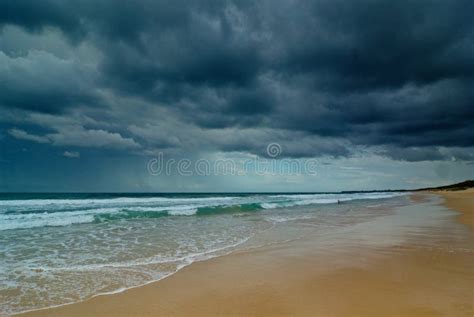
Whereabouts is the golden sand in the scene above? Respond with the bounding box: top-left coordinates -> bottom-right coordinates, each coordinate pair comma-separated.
435,188 -> 474,230
18,191 -> 474,317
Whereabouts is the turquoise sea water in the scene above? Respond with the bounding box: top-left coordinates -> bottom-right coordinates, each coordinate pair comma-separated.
0,192 -> 406,315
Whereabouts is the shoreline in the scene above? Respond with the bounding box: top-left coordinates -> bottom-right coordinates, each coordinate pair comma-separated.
16,191 -> 474,316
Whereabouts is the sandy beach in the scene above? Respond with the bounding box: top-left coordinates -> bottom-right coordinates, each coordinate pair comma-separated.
436,188 -> 474,231
17,190 -> 474,317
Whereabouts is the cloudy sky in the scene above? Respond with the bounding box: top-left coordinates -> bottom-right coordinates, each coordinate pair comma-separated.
1,0 -> 473,192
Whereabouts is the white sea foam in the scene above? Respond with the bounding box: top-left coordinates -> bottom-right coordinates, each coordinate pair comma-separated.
260,192 -> 404,209
0,196 -> 238,207
167,208 -> 198,216
0,211 -> 98,230
1,232 -> 257,316
0,192 -> 404,230
260,203 -> 279,209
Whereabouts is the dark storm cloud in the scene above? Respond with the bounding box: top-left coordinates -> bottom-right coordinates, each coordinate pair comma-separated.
0,50 -> 99,113
380,146 -> 474,162
272,1 -> 474,88
0,0 -> 82,37
1,0 -> 473,160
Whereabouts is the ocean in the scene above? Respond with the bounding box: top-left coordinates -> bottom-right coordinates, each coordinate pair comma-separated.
0,192 -> 406,315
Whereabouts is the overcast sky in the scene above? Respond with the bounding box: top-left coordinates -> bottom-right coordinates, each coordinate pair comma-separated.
1,0 -> 473,192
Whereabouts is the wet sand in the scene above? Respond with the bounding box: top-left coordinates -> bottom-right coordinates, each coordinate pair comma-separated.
18,191 -> 474,317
